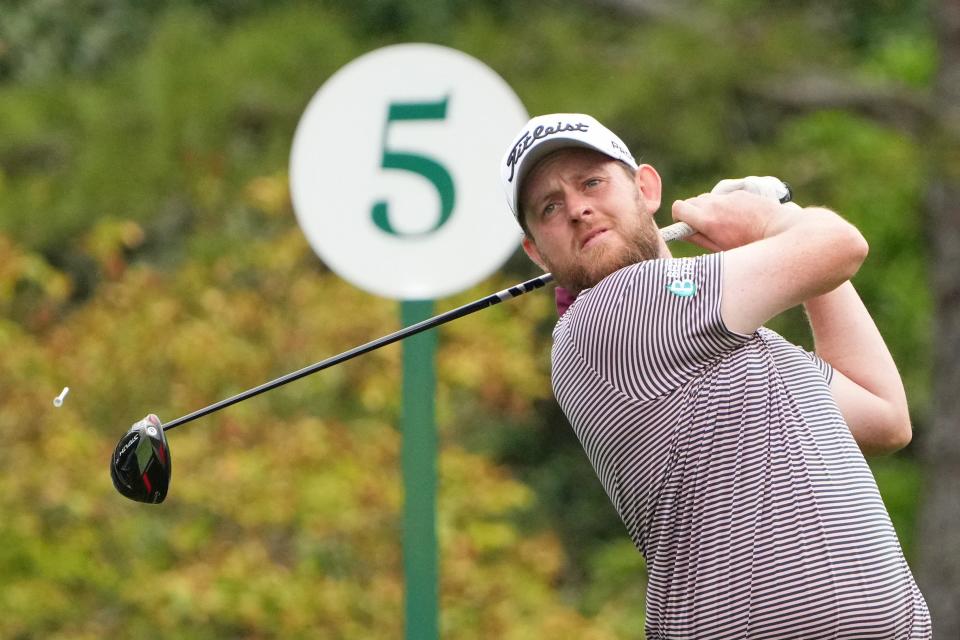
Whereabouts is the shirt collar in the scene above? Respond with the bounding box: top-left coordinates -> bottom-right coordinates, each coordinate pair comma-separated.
555,286 -> 577,317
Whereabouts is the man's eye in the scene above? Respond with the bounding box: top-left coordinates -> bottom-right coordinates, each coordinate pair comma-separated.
585,178 -> 601,188
542,202 -> 557,217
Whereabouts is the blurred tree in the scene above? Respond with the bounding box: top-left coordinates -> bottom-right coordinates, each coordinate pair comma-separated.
917,0 -> 960,636
0,0 -> 158,83
0,0 -> 946,637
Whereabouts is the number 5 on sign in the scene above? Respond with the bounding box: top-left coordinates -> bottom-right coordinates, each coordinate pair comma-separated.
290,43 -> 527,301
372,98 -> 456,237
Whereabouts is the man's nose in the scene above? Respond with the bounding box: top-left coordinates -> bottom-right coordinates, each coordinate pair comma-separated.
566,193 -> 593,221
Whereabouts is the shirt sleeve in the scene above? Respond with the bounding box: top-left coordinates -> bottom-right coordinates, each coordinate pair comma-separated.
564,252 -> 752,400
803,348 -> 835,384
754,326 -> 835,385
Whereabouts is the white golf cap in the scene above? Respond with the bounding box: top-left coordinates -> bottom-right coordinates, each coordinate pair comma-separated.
500,113 -> 638,221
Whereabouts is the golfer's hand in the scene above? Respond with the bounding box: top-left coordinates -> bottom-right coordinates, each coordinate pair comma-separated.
671,190 -> 794,252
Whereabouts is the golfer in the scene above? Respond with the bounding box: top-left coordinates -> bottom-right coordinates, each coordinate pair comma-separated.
501,114 -> 931,638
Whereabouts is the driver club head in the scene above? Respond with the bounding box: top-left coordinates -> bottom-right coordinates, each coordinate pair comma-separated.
111,414 -> 171,503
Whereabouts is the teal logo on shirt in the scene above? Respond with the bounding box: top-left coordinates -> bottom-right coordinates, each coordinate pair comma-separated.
667,279 -> 697,297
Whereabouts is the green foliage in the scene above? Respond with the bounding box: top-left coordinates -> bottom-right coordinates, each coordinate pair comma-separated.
0,1 -> 935,637
0,2 -> 359,251
0,225 -> 625,637
869,456 -> 922,562
0,0 -> 158,83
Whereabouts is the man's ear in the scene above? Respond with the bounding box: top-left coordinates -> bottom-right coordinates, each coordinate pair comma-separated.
522,235 -> 548,271
635,164 -> 662,215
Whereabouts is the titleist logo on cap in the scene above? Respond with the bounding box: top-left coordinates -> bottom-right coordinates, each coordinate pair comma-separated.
505,121 -> 590,182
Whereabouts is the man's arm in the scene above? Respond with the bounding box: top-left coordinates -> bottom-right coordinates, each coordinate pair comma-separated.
672,191 -> 868,335
805,283 -> 912,455
673,191 -> 910,455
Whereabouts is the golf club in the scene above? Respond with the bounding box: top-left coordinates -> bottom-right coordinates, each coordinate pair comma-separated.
111,220 -> 696,503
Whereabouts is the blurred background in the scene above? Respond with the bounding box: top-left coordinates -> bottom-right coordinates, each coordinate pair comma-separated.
1,0 -> 957,638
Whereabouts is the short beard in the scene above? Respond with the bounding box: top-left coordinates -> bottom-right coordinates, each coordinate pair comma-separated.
555,219 -> 661,294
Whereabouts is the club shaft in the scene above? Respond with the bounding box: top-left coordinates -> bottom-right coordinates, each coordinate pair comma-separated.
160,221 -> 693,432
161,274 -> 552,430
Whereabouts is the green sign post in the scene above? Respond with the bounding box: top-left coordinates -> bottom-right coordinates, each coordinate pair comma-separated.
401,300 -> 438,638
289,43 -> 527,638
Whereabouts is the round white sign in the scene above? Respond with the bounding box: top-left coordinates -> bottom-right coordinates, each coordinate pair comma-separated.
289,44 -> 528,300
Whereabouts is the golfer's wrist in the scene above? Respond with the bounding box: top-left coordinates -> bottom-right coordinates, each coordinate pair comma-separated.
758,202 -> 806,240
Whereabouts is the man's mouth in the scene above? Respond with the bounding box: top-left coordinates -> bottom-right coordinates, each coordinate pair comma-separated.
581,228 -> 607,250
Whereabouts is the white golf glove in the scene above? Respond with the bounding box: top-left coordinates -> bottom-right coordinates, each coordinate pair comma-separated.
711,176 -> 793,204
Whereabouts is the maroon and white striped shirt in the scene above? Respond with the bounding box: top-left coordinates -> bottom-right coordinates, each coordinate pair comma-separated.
551,252 -> 931,639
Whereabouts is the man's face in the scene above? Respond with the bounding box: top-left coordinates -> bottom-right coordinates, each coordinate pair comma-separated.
520,147 -> 665,294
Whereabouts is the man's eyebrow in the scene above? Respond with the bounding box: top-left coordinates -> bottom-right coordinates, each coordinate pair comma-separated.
526,184 -> 561,211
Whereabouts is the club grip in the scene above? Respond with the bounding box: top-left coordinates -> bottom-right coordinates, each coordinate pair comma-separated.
660,221 -> 694,242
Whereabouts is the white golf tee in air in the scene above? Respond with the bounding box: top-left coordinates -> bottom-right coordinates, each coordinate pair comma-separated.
53,387 -> 70,408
